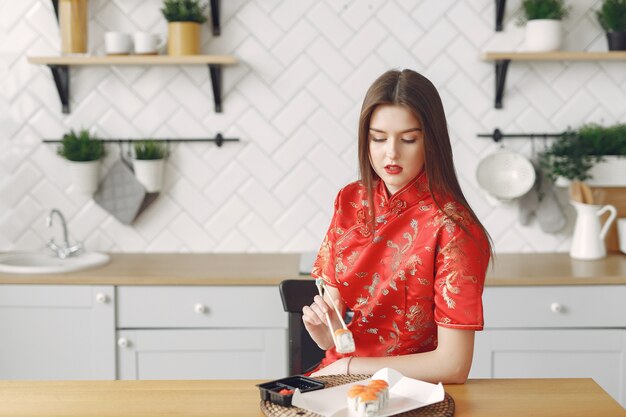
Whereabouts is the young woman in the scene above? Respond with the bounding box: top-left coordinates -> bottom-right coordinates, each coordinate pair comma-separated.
302,69 -> 492,384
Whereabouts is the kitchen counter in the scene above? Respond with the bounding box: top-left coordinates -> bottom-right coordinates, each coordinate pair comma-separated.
0,252 -> 625,286
0,378 -> 623,417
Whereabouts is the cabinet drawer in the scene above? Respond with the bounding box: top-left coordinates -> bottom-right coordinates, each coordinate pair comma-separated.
483,285 -> 626,328
117,286 -> 286,329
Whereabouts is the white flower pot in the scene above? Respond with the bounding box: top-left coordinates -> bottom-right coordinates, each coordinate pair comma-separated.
133,158 -> 164,193
525,19 -> 562,52
587,156 -> 626,187
68,160 -> 100,194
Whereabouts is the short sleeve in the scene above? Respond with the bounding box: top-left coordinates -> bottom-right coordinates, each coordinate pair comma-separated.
310,189 -> 343,288
433,209 -> 490,330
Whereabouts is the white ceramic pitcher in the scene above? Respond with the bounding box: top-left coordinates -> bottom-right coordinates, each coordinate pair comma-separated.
570,201 -> 617,260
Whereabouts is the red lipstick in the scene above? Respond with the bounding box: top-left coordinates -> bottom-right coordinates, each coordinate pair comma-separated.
384,165 -> 402,175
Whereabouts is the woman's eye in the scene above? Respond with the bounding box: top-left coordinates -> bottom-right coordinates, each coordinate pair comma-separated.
401,138 -> 417,143
371,137 -> 386,142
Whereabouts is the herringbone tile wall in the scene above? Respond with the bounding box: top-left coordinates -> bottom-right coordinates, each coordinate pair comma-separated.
0,0 -> 622,253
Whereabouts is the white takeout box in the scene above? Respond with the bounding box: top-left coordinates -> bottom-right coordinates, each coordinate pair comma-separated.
291,368 -> 445,417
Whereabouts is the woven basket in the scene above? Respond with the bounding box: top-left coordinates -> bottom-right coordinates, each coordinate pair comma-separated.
260,374 -> 454,417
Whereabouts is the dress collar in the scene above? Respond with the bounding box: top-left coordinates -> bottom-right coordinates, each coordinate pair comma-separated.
375,169 -> 430,215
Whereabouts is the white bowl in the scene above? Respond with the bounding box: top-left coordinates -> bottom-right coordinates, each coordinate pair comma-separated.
476,150 -> 536,201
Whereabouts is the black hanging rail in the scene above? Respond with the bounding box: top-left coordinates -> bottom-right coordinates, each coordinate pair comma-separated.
477,128 -> 569,143
43,133 -> 239,147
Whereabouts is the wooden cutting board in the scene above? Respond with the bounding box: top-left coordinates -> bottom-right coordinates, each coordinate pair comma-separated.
592,187 -> 626,252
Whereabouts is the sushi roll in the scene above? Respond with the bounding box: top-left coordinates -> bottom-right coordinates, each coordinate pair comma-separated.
356,389 -> 380,417
346,384 -> 367,412
334,328 -> 356,353
367,380 -> 389,408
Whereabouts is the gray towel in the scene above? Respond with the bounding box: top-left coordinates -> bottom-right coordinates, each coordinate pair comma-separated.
94,160 -> 146,225
519,158 -> 566,233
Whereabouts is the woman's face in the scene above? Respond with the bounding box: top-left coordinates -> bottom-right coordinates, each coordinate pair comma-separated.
368,104 -> 425,195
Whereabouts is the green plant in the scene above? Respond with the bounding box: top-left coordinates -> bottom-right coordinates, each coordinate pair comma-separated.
596,0 -> 626,31
518,0 -> 570,24
161,0 -> 207,23
57,129 -> 106,162
540,123 -> 626,181
134,140 -> 167,160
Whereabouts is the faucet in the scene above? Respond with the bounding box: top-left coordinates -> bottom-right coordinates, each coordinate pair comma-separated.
46,209 -> 82,259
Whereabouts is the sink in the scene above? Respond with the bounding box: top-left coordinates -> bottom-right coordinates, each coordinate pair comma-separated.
0,252 -> 110,274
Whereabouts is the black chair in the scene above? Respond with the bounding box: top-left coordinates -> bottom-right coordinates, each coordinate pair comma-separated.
279,279 -> 325,375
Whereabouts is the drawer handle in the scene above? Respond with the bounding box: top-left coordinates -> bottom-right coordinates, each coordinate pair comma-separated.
550,302 -> 564,313
117,338 -> 130,348
194,303 -> 207,314
95,293 -> 108,304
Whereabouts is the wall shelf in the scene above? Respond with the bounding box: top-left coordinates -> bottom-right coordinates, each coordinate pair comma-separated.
28,55 -> 237,114
482,51 -> 626,108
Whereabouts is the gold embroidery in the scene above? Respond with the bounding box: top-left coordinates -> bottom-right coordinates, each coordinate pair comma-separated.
405,302 -> 429,332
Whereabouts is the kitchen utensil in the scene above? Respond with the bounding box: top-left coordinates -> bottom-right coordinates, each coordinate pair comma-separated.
476,149 -> 536,202
593,189 -> 606,205
580,181 -> 594,205
569,180 -> 583,203
570,201 -> 617,260
315,278 -> 355,354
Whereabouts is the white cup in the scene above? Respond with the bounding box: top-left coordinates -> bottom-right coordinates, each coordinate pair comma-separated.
618,218 -> 626,254
105,32 -> 132,55
133,33 -> 165,55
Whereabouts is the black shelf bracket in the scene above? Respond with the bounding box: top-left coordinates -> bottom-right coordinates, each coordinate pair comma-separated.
48,65 -> 70,114
51,0 -> 60,23
208,64 -> 223,113
495,0 -> 506,31
42,64 -> 226,114
494,59 -> 510,109
210,0 -> 221,36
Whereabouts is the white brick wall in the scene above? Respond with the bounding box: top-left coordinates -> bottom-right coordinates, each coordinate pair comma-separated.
0,0 -> 620,254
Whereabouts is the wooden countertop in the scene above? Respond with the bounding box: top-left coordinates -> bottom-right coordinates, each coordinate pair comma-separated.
0,378 -> 623,417
0,252 -> 625,286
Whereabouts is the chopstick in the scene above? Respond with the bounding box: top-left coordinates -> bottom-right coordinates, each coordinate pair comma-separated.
314,279 -> 349,340
315,279 -> 338,345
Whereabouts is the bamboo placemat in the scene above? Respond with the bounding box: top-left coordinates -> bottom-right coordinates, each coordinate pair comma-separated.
260,374 -> 454,417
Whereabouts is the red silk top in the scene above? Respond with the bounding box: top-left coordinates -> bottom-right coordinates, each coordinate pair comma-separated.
311,171 -> 490,368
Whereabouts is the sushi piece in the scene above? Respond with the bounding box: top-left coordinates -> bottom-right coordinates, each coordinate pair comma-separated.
346,384 -> 367,412
334,328 -> 356,353
367,380 -> 389,408
355,389 -> 380,417
347,382 -> 388,417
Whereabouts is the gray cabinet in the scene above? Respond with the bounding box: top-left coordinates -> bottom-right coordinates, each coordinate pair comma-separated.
0,285 -> 115,380
470,285 -> 626,407
116,286 -> 288,380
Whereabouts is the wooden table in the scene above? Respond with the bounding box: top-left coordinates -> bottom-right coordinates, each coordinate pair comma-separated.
0,378 -> 623,417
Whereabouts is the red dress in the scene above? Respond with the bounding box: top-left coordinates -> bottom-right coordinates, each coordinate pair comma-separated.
310,171 -> 490,369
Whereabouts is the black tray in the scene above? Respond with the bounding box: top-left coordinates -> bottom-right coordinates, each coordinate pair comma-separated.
257,375 -> 326,407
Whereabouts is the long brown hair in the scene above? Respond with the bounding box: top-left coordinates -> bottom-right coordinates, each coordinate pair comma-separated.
358,69 -> 492,254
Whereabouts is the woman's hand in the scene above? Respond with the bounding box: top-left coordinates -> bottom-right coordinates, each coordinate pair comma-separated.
302,294 -> 335,350
310,357 -> 351,377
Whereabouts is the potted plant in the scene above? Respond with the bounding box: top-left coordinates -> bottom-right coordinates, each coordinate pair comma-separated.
161,0 -> 207,55
518,0 -> 570,51
133,140 -> 167,193
57,128 -> 106,193
540,123 -> 626,186
596,0 -> 626,50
